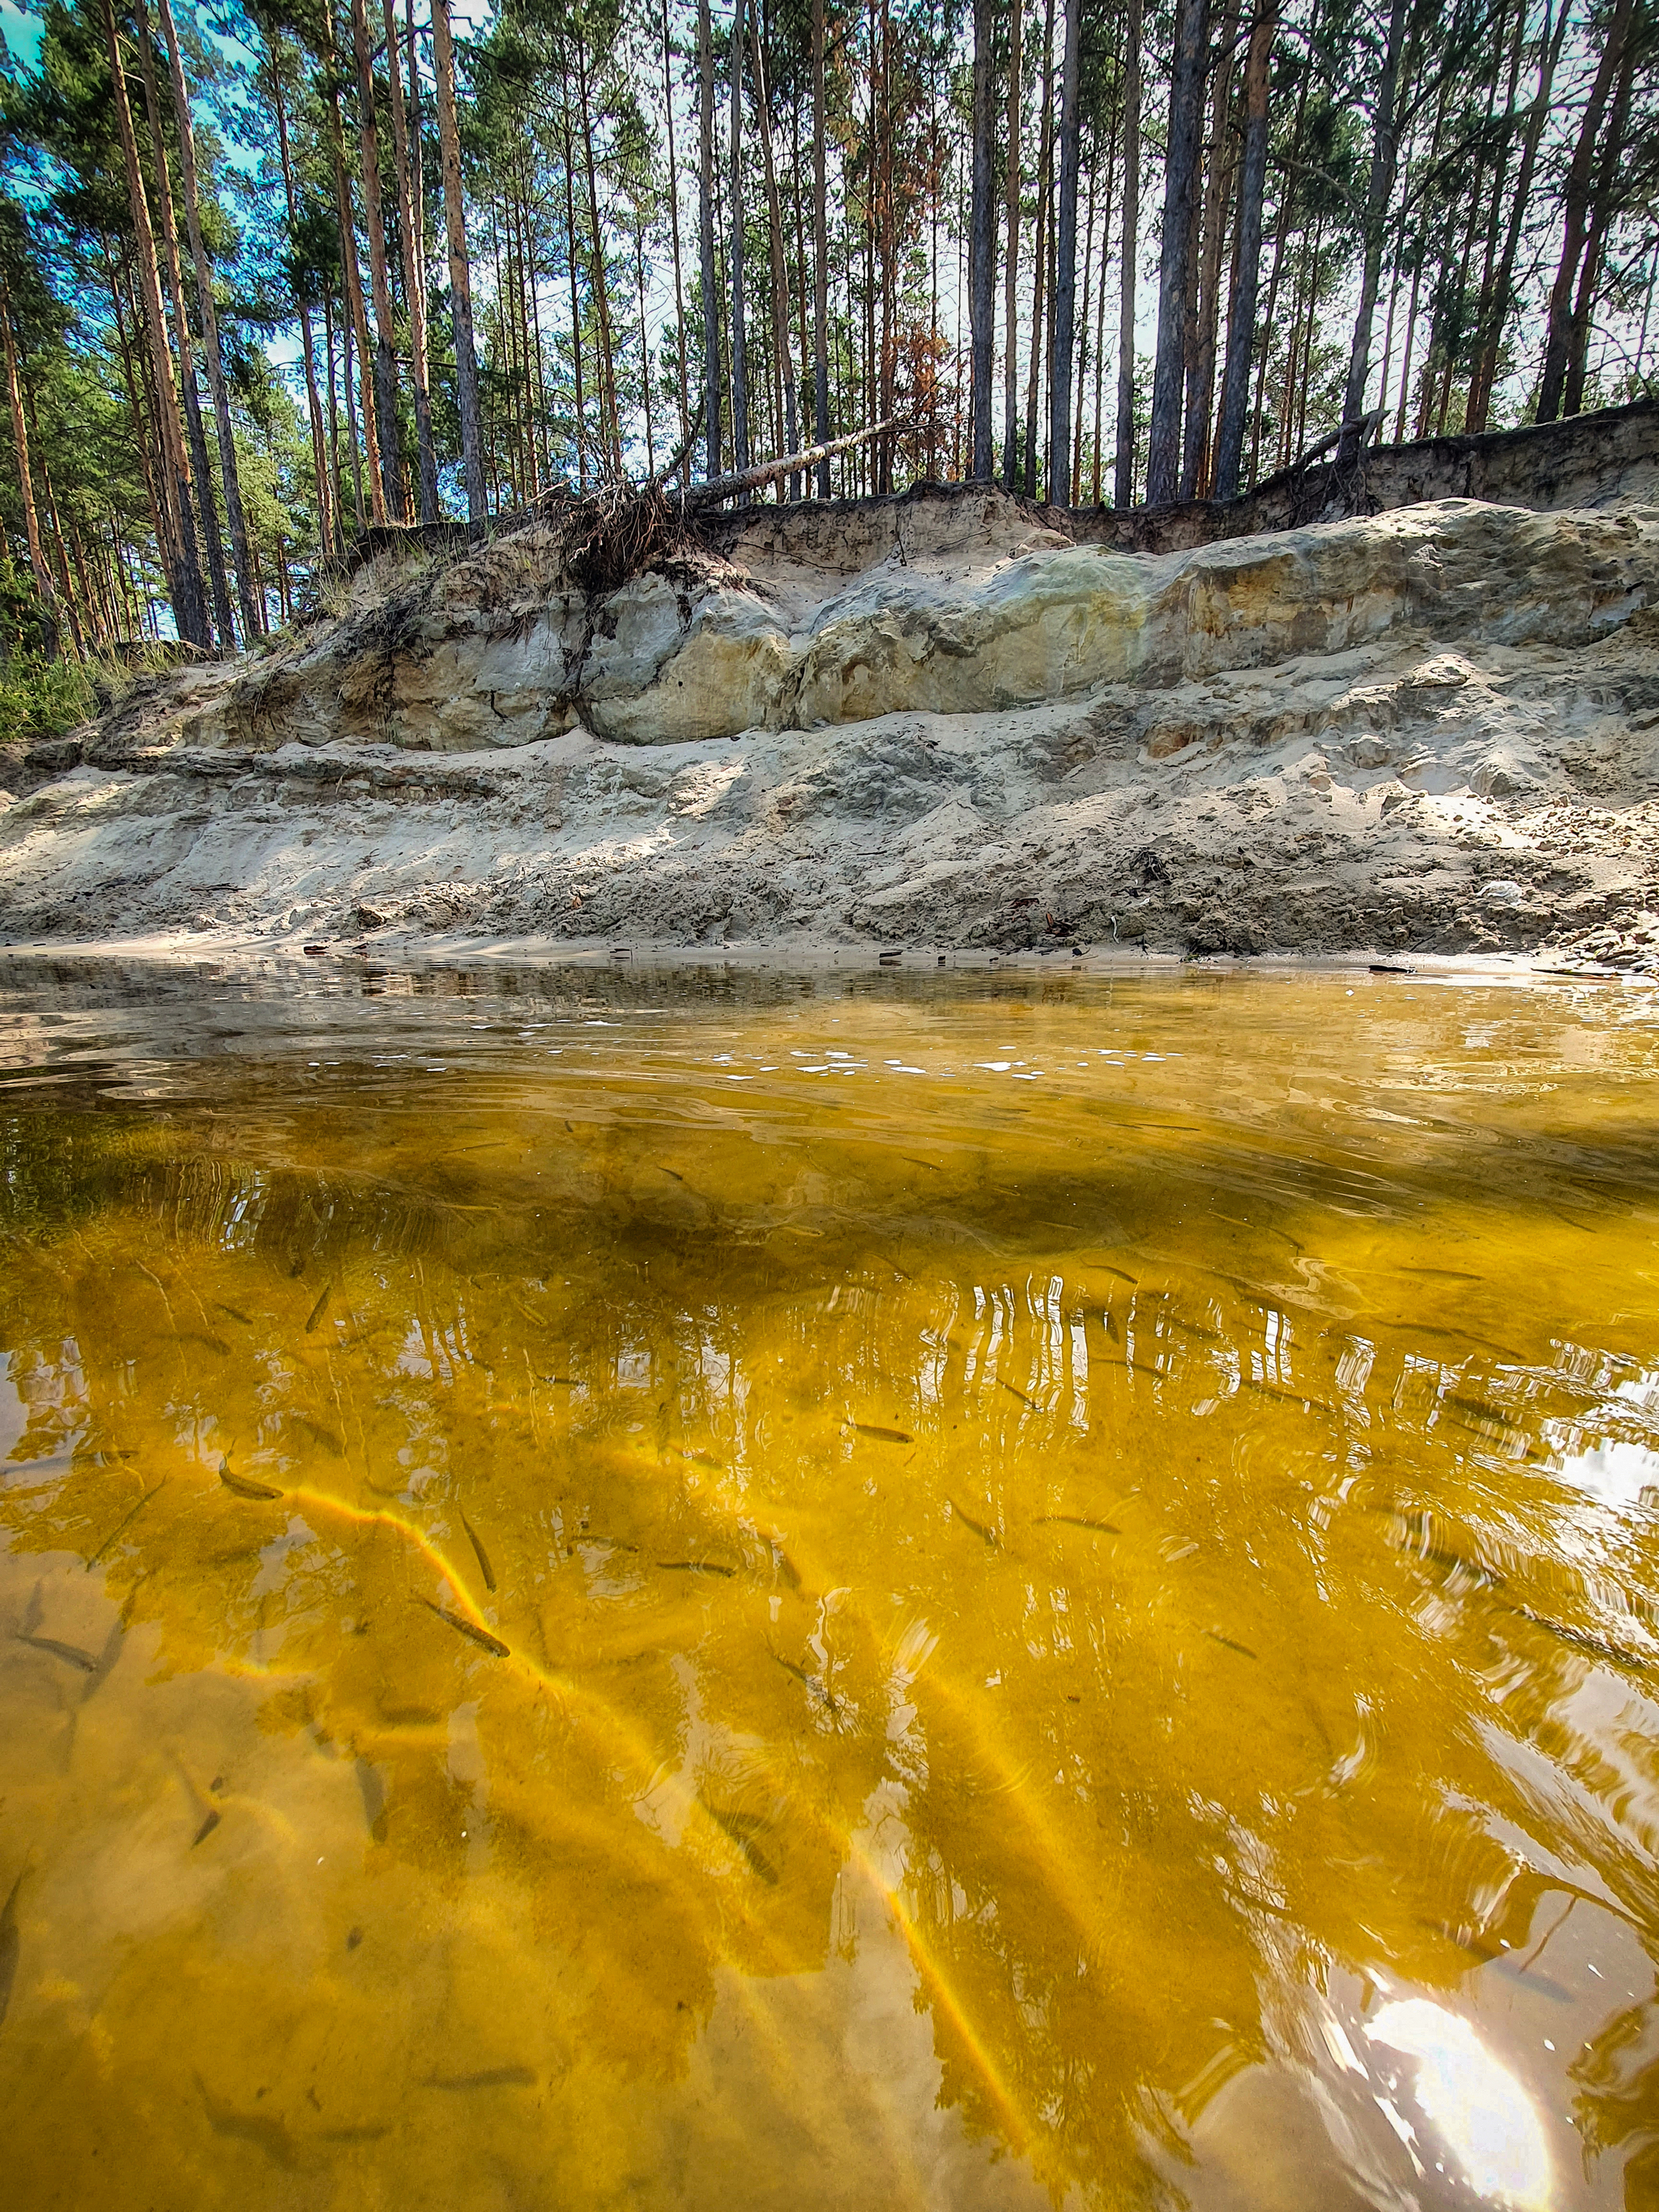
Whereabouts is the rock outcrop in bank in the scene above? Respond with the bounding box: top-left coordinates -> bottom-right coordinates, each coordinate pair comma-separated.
2,433 -> 1658,967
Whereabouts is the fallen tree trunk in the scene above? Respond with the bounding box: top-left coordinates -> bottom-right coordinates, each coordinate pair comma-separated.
676,418 -> 903,509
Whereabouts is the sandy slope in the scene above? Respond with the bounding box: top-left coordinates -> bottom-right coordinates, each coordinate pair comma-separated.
2,488 -> 1657,969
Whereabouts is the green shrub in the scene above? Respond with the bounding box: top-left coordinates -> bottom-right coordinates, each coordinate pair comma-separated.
0,653 -> 95,748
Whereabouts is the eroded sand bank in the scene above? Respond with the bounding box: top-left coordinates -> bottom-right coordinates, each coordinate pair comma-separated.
2,470 -> 1657,971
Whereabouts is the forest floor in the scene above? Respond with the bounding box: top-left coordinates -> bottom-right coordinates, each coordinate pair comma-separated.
2,424 -> 1657,976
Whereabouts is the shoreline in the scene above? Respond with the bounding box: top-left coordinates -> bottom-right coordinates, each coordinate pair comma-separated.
0,927 -> 1644,987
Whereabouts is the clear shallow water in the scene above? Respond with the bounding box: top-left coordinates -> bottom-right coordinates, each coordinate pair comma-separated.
2,955 -> 1659,2209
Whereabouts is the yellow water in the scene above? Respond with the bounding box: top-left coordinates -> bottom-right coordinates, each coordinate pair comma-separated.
3,957 -> 1659,2210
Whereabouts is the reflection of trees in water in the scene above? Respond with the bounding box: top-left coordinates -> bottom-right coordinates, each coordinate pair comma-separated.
4,1086 -> 1659,2198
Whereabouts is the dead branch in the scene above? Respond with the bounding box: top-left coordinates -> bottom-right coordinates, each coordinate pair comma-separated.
647,398 -> 707,491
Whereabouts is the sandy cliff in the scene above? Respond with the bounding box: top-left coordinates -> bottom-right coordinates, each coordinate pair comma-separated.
2,449 -> 1657,966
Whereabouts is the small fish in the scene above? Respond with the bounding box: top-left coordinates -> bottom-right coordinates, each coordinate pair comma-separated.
1204,1629 -> 1260,1660
1163,1314 -> 1222,1343
1512,1607 -> 1648,1672
356,1758 -> 387,1839
79,1613 -> 126,1703
1444,1393 -> 1514,1430
196,2076 -> 298,2168
1392,1520 -> 1505,1588
770,1543 -> 802,1591
416,1596 -> 510,1658
303,1284 -> 332,1333
193,1809 -> 222,1848
1103,1308 -> 1121,1342
949,1500 -> 999,1548
219,1462 -> 284,1502
0,1865 -> 20,2027
460,1510 -> 497,1593
175,1331 -> 231,1356
1034,1514 -> 1122,1536
656,1166 -> 686,1183
1418,1917 -> 1507,1964
770,1649 -> 837,1708
1369,964 -> 1415,975
17,1631 -> 100,1673
657,1559 -> 737,1578
701,1801 -> 779,1884
668,1446 -> 723,1469
997,1378 -> 1040,1409
423,2067 -> 536,2091
215,1302 -> 253,1325
851,1421 -> 914,1445
86,1480 -> 164,1572
291,1415 -> 345,1456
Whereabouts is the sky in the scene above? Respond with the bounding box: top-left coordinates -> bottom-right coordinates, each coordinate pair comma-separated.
0,2 -> 42,69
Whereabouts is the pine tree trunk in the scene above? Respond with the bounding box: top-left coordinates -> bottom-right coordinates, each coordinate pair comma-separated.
812,0 -> 830,484
107,256 -> 169,606
876,0 -> 895,495
1048,0 -> 1081,503
1002,0 -> 1023,488
1537,0 -> 1637,422
635,223 -> 655,475
1465,0 -> 1525,430
1147,0 -> 1209,505
1092,95 -> 1119,504
134,0 -> 231,644
157,0 -> 260,636
432,0 -> 485,518
382,0 -> 436,520
0,283 -> 58,657
339,293 -> 366,522
1182,0 -> 1236,497
575,39 -> 622,479
559,80 -> 589,492
1075,154 -> 1099,497
1213,0 -> 1276,499
349,0 -> 404,519
1022,0 -> 1056,497
729,0 -> 750,487
1563,28 -> 1638,416
269,37 -> 337,552
1337,0 -> 1409,463
752,23 -> 799,492
322,14 -> 386,529
100,0 -> 209,646
968,0 -> 995,478
1248,0 -> 1318,483
1114,0 -> 1141,506
697,0 -> 723,480
662,0 -> 692,480
33,452 -> 84,658
1469,0 -> 1570,430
